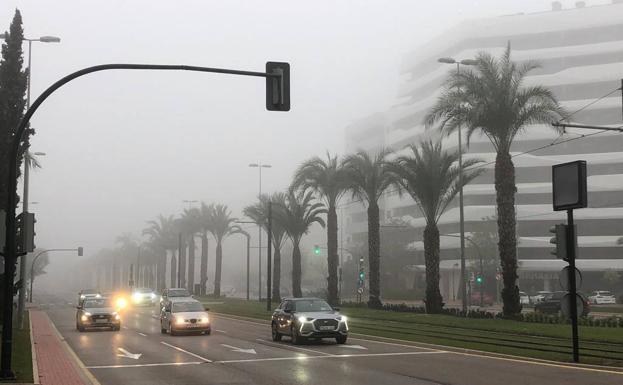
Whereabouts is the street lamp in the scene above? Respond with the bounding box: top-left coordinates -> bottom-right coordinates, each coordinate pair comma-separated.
29,247 -> 83,302
437,56 -> 477,312
233,223 -> 252,300
248,162 -> 271,300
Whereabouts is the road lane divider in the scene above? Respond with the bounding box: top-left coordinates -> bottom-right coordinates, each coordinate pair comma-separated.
214,350 -> 448,364
221,344 -> 257,354
160,341 -> 213,362
138,332 -> 147,337
86,362 -> 203,369
117,347 -> 142,360
255,338 -> 332,356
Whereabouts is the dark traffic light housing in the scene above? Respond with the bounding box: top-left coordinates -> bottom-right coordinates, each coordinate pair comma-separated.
266,62 -> 290,111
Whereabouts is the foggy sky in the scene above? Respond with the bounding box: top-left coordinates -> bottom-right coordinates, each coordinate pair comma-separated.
1,0 -> 590,289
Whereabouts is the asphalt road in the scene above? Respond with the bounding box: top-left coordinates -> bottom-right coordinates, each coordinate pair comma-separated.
39,294 -> 623,385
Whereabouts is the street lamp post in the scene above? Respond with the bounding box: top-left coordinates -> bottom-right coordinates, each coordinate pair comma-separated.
29,247 -> 82,302
232,224 -> 252,300
248,162 -> 271,301
437,57 -> 477,312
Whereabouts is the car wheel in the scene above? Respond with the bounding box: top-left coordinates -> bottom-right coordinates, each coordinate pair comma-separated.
112,325 -> 120,331
169,323 -> 177,336
336,335 -> 347,344
291,327 -> 304,345
161,326 -> 167,334
204,329 -> 211,336
271,323 -> 282,342
77,322 -> 84,332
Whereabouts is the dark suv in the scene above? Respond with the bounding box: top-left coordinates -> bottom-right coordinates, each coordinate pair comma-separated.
271,297 -> 348,345
534,291 -> 590,316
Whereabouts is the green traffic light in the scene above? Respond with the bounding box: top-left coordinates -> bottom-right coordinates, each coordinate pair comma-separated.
313,245 -> 321,255
359,272 -> 365,280
476,276 -> 483,284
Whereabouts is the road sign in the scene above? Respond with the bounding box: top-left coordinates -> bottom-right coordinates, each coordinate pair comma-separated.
357,287 -> 364,294
559,266 -> 582,291
552,161 -> 587,211
561,293 -> 584,319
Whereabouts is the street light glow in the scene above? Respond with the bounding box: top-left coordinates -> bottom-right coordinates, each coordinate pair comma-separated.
38,36 -> 61,43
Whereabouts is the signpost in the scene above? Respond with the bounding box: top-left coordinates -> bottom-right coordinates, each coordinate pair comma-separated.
552,160 -> 587,363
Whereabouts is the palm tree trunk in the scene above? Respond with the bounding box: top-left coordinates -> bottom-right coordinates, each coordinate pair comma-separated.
188,234 -> 196,293
214,240 -> 223,297
292,241 -> 302,297
179,237 -> 187,289
327,204 -> 339,306
170,251 -> 177,288
272,241 -> 281,302
157,251 -> 166,291
367,201 -> 382,308
424,222 -> 443,313
495,151 -> 521,316
200,232 -> 208,295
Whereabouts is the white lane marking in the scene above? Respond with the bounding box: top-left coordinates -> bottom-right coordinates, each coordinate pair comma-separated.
256,338 -> 331,356
349,336 -> 442,351
122,326 -> 129,330
138,332 -> 147,337
340,344 -> 367,350
87,361 -> 203,369
215,329 -> 227,333
117,347 -> 142,360
221,344 -> 256,354
160,341 -> 212,362
216,350 -> 448,364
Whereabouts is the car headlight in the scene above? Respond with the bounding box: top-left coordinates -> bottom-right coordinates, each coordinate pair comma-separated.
176,317 -> 185,325
112,312 -> 121,321
80,295 -> 85,299
132,293 -> 141,301
199,317 -> 209,323
150,293 -> 156,299
81,315 -> 89,322
298,316 -> 307,323
116,298 -> 127,309
340,315 -> 347,322
95,294 -> 101,298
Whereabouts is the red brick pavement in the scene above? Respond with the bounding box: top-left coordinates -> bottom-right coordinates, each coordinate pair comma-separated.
30,310 -> 87,385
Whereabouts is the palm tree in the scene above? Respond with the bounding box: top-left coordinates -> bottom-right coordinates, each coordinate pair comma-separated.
207,204 -> 237,297
143,214 -> 177,291
181,208 -> 201,293
292,153 -> 348,305
198,202 -> 214,295
388,141 -> 482,313
277,189 -> 326,297
243,192 -> 288,301
425,45 -> 565,315
342,149 -> 393,308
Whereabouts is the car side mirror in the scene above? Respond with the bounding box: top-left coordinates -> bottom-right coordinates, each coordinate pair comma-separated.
204,307 -> 210,311
76,306 -> 82,310
333,307 -> 340,312
283,308 -> 292,313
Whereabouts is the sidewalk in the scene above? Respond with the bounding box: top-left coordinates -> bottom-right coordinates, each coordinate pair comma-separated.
30,310 -> 88,385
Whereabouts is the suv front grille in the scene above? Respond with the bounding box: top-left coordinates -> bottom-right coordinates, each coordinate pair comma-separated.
313,319 -> 338,330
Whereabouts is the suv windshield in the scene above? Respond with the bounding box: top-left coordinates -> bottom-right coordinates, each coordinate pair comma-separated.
83,299 -> 112,308
81,289 -> 98,294
168,289 -> 190,297
172,302 -> 204,312
293,299 -> 333,312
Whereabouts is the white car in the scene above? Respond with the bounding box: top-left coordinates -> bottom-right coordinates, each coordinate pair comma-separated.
519,291 -> 531,305
588,291 -> 617,305
531,291 -> 552,304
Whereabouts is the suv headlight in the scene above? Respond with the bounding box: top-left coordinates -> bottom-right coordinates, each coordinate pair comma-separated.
340,316 -> 347,322
175,317 -> 185,325
298,316 -> 307,323
112,312 -> 121,321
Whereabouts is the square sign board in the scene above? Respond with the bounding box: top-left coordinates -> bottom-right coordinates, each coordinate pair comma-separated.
552,160 -> 587,211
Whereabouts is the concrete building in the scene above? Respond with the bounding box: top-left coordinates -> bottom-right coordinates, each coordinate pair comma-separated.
343,1 -> 623,301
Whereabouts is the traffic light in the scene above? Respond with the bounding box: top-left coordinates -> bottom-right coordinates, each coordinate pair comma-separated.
313,245 -> 321,255
475,275 -> 483,284
16,213 -> 36,253
77,247 -> 84,257
549,224 -> 568,260
359,271 -> 365,281
266,62 -> 290,111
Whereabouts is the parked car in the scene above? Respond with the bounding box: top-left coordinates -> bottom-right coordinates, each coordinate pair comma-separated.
519,291 -> 531,305
131,287 -> 157,306
271,297 -> 348,345
160,298 -> 211,335
530,291 -> 552,304
76,297 -> 121,332
534,291 -> 590,316
588,290 -> 617,305
159,288 -> 191,308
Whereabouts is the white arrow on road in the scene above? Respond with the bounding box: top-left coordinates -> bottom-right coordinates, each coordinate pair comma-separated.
220,344 -> 257,354
117,347 -> 142,360
340,345 -> 367,350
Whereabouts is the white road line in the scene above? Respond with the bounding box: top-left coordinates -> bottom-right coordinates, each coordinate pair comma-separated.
256,338 -> 331,356
215,329 -> 227,333
122,326 -> 129,330
349,336 -> 444,351
160,341 -> 212,362
216,351 -> 448,364
86,361 -> 203,369
138,332 -> 147,337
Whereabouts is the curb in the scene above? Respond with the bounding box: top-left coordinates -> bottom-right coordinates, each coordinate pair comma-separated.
44,312 -> 101,385
28,310 -> 39,385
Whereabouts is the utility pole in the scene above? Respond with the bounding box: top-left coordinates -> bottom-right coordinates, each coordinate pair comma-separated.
266,201 -> 272,311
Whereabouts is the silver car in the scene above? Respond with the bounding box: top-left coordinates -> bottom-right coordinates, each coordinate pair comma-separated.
271,297 -> 348,345
160,298 -> 211,336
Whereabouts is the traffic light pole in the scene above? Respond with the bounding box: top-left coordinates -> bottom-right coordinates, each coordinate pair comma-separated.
1,62 -> 288,379
266,201 -> 272,311
567,209 -> 580,363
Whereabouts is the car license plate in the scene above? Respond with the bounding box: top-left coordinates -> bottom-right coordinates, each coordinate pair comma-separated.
95,318 -> 108,323
319,325 -> 334,331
